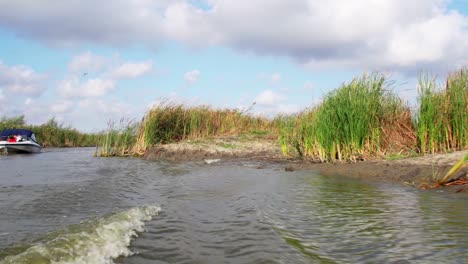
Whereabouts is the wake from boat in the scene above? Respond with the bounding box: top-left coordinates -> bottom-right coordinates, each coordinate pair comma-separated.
0,204 -> 161,264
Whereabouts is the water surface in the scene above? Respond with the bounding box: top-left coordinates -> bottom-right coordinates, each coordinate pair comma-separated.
0,148 -> 466,263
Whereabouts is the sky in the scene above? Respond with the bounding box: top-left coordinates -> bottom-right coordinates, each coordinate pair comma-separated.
0,0 -> 467,132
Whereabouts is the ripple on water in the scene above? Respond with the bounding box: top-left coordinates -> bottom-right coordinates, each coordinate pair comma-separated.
1,149 -> 467,264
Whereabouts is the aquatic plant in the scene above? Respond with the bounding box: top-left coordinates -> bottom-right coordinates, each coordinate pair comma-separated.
415,68 -> 468,154
0,116 -> 99,147
132,103 -> 273,153
446,68 -> 468,150
0,115 -> 26,131
96,119 -> 138,157
277,110 -> 317,158
279,73 -> 410,161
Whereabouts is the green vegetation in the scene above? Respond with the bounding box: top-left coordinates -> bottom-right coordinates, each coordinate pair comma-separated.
278,74 -> 414,161
4,66 -> 465,163
95,120 -> 138,157
134,104 -> 273,152
278,69 -> 467,162
416,68 -> 468,154
95,104 -> 274,157
94,67 -> 467,162
0,115 -> 99,147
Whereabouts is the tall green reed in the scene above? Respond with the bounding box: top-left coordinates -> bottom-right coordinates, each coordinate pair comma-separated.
314,74 -> 391,161
96,119 -> 138,157
279,73 -> 407,161
134,103 -> 273,153
416,68 -> 468,154
446,68 -> 468,150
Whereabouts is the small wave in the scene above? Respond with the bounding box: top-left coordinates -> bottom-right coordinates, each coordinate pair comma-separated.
1,205 -> 161,264
204,159 -> 221,164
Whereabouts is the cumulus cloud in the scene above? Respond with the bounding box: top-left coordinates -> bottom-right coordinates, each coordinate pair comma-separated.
58,77 -> 116,98
50,100 -> 74,114
0,0 -> 170,47
3,1 -> 466,72
255,89 -> 284,106
184,70 -> 200,84
57,52 -> 153,99
0,60 -> 47,96
110,60 -> 153,79
68,52 -> 108,73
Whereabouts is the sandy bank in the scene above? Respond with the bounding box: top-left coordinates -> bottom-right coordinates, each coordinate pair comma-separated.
143,136 -> 468,190
143,136 -> 285,162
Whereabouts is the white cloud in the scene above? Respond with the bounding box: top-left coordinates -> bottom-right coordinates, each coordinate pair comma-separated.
68,51 -> 108,73
58,53 -> 154,99
58,77 -> 116,98
184,70 -> 201,84
50,100 -> 74,114
0,61 -> 47,96
0,1 -> 169,48
110,60 -> 153,79
255,89 -> 284,106
1,1 -> 467,72
275,104 -> 301,114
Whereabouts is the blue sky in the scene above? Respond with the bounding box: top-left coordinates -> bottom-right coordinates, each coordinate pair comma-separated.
0,0 -> 467,132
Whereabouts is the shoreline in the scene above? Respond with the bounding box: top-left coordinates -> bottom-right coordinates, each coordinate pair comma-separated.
143,136 -> 468,192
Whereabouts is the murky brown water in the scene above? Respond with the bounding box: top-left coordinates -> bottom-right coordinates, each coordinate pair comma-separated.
0,148 -> 467,263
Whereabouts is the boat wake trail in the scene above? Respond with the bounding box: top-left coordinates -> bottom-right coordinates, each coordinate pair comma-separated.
0,205 -> 161,264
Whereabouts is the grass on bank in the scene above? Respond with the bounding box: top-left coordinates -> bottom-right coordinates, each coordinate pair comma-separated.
278,73 -> 415,162
95,119 -> 138,157
97,67 -> 467,163
416,68 -> 468,154
96,104 -> 274,157
133,104 -> 273,153
0,115 -> 99,147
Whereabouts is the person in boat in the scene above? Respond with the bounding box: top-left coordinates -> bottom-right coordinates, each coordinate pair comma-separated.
7,135 -> 24,142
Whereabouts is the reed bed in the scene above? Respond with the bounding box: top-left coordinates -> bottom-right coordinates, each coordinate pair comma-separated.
416,68 -> 468,154
0,116 -> 99,147
98,68 -> 466,161
278,73 -> 413,162
131,104 -> 273,154
95,119 -> 138,157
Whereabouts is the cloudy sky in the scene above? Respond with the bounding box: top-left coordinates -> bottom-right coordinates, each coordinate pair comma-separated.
0,0 -> 467,131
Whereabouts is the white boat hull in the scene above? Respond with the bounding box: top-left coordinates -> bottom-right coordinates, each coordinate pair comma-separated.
0,141 -> 42,154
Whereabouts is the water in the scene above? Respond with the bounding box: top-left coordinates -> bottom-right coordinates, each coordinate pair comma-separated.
0,148 -> 467,263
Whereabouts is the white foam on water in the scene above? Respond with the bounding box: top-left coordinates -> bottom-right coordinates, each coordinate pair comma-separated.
0,205 -> 161,264
204,159 -> 221,164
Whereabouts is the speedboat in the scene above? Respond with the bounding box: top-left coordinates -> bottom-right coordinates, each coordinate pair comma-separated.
0,129 -> 42,154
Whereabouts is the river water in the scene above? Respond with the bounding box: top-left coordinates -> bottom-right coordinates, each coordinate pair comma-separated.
0,148 -> 466,263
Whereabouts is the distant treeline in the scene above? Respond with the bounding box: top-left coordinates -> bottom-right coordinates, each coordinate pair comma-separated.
0,116 -> 99,147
